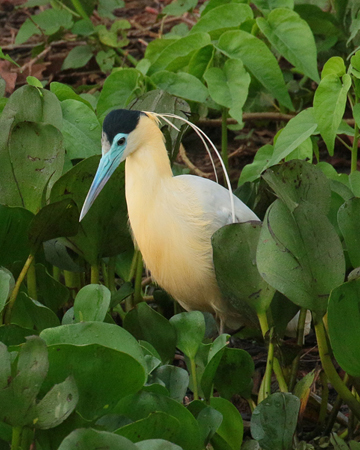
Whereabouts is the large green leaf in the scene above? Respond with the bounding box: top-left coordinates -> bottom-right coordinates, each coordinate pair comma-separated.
114,390 -> 202,450
50,155 -> 132,264
313,73 -> 351,155
204,59 -> 250,123
251,393 -> 300,450
0,121 -> 64,213
238,144 -> 274,185
210,397 -> 243,450
73,284 -> 111,322
124,302 -> 176,364
170,311 -> 205,360
212,222 -> 274,320
42,343 -> 146,420
148,33 -> 211,75
217,30 -> 293,110
40,321 -> 146,372
328,279 -> 360,377
60,99 -> 101,159
151,71 -> 208,103
96,69 -> 142,117
257,8 -> 319,83
151,365 -> 189,403
58,428 -> 138,450
337,198 -> 360,268
257,200 -> 345,314
0,268 -> 14,314
262,160 -> 331,215
190,4 -> 253,39
268,108 -> 317,167
35,263 -> 70,312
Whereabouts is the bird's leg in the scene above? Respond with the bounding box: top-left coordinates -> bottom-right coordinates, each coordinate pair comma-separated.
219,318 -> 225,335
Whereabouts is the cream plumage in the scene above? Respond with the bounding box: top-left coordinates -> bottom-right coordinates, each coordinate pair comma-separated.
80,109 -> 259,329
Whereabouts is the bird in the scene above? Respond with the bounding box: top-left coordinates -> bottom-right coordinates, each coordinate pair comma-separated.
80,109 -> 260,332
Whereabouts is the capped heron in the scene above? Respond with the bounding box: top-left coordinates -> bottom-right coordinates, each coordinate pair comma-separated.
80,109 -> 259,330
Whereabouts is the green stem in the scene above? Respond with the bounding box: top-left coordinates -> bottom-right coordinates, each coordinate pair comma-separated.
221,109 -> 229,172
351,123 -> 359,173
319,370 -> 329,427
4,254 -> 35,324
102,261 -> 109,288
27,261 -> 37,300
69,0 -> 89,19
116,48 -> 138,67
314,318 -> 360,420
91,264 -> 100,284
53,265 -> 61,282
64,270 -> 80,300
127,250 -> 139,282
190,357 -> 199,400
133,252 -> 143,305
324,373 -> 349,434
108,256 -> 116,293
289,308 -> 308,391
259,328 -> 275,402
11,426 -> 22,450
258,311 -> 288,393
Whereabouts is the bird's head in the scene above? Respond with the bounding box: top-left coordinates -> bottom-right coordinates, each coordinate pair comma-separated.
79,109 -> 159,221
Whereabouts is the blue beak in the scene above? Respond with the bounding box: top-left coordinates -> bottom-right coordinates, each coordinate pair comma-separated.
79,148 -> 123,221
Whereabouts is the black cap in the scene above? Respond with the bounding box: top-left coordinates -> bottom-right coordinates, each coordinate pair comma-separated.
103,109 -> 144,143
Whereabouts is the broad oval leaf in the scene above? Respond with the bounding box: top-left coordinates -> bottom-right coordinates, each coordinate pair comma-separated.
58,428 -> 138,450
337,198 -> 360,268
170,311 -> 205,360
257,9 -> 319,82
73,284 -> 111,322
217,30 -> 293,110
151,71 -> 208,103
251,392 -> 300,450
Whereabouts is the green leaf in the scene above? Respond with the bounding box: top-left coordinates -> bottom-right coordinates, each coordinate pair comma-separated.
50,82 -> 92,108
196,406 -> 223,444
204,59 -> 250,124
33,9 -> 73,35
58,428 -> 138,450
162,0 -> 198,16
0,324 -> 37,346
115,411 -> 180,443
213,348 -> 254,400
28,199 -> 79,251
252,0 -> 294,13
62,45 -> 93,70
151,365 -> 189,402
190,4 -> 253,39
187,45 -> 214,79
338,198 -> 360,268
72,19 -> 95,36
257,9 -> 319,83
40,321 -> 146,372
321,56 -> 346,78
210,397 -> 244,450
313,73 -> 351,155
15,18 -> 41,45
151,71 -> 208,103
60,99 -> 101,159
269,108 -> 317,166
35,263 -> 69,312
0,121 -> 64,213
238,145 -> 273,185
98,0 -> 125,19
217,30 -> 293,110
262,160 -> 331,215
148,33 -> 211,75
0,267 -> 14,314
74,284 -> 111,322
212,222 -> 274,320
135,440 -> 183,450
124,302 -> 176,364
50,156 -> 132,265
257,199 -> 345,314
0,47 -> 20,67
251,392 -> 300,450
96,49 -> 116,73
26,76 -> 43,87
42,343 -> 146,420
114,390 -> 202,450
11,292 -> 60,331
170,311 -> 205,359
33,376 -> 78,429
96,69 -> 142,117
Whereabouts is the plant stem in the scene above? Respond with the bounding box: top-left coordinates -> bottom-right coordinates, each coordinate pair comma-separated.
107,256 -> 116,293
190,357 -> 199,400
351,123 -> 359,173
133,252 -> 143,304
27,260 -> 37,300
289,308 -> 308,391
319,370 -> 329,427
102,261 -> 109,288
4,254 -> 35,324
314,318 -> 360,420
91,264 -> 100,284
116,48 -> 138,67
324,373 -> 349,434
11,426 -> 22,450
221,108 -> 229,172
258,311 -> 288,393
259,328 -> 275,402
69,0 -> 89,19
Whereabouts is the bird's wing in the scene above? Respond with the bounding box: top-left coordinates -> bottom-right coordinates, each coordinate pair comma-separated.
177,174 -> 260,232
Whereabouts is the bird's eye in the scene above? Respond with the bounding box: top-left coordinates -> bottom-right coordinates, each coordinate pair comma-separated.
117,137 -> 126,146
